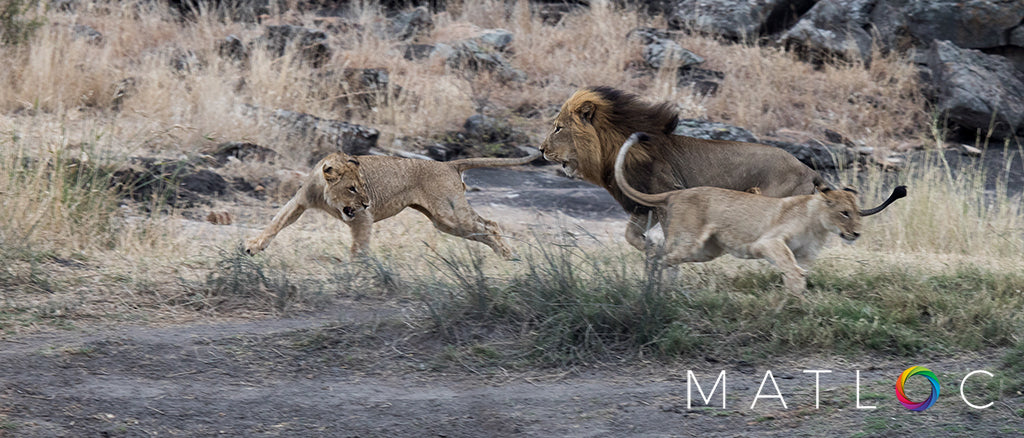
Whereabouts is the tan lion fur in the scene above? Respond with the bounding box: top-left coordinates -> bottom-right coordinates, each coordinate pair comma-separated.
614,133 -> 905,293
246,151 -> 540,259
540,86 -> 825,251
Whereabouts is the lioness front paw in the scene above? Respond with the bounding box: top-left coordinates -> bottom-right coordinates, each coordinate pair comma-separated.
244,238 -> 265,256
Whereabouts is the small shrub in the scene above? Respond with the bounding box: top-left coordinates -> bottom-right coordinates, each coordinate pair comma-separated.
187,246 -> 320,313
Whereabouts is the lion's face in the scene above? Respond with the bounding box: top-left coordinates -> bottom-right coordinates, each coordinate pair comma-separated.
540,112 -> 580,177
320,153 -> 369,222
541,96 -> 602,179
819,189 -> 862,242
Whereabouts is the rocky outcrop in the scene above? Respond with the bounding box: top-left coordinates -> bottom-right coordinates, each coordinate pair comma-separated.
401,28 -> 526,82
421,114 -> 536,162
668,0 -> 817,40
665,0 -> 1024,141
111,157 -> 229,209
922,40 -> 1024,140
243,105 -> 379,165
780,0 -> 1024,64
629,27 -> 723,95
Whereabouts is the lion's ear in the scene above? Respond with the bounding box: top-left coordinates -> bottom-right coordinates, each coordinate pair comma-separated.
576,101 -> 596,124
322,163 -> 341,182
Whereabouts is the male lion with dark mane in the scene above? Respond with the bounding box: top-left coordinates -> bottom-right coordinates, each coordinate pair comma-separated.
245,150 -> 539,259
540,86 -> 825,251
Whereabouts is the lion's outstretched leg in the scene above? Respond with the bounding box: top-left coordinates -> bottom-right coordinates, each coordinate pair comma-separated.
347,210 -> 374,256
750,239 -> 807,294
415,201 -> 516,260
660,228 -> 719,266
246,196 -> 308,255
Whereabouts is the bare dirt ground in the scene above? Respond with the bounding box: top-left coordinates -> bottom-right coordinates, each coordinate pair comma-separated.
2,164 -> 1023,437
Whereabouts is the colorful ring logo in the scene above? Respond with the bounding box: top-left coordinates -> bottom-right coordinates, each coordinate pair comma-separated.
895,366 -> 940,411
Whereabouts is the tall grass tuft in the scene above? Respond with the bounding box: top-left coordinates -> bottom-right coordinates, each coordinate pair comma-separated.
0,144 -> 120,254
185,246 -> 322,313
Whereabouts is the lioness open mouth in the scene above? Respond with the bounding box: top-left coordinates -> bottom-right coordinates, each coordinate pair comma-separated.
342,206 -> 356,218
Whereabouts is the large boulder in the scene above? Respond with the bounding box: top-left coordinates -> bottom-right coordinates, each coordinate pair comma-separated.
668,0 -> 818,40
781,0 -> 1024,64
872,0 -> 1024,52
778,0 -> 875,63
922,40 -> 1024,140
629,27 -> 705,70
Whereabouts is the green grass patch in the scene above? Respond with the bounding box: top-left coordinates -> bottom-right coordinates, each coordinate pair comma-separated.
403,237 -> 1024,366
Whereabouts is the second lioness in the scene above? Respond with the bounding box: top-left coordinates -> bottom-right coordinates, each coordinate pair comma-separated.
246,150 -> 540,259
614,133 -> 906,293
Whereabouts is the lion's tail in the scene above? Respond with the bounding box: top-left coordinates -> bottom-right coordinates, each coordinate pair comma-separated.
449,148 -> 542,172
614,133 -> 671,207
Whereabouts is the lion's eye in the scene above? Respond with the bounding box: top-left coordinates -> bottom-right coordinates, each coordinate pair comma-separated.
348,186 -> 357,193
840,211 -> 850,218
553,126 -> 562,134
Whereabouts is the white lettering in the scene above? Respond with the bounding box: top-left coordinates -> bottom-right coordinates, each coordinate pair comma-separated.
803,369 -> 832,409
856,370 -> 876,409
959,370 -> 994,409
687,370 -> 727,409
751,370 -> 787,409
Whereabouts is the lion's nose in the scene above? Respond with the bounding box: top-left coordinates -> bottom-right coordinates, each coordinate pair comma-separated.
852,232 -> 861,239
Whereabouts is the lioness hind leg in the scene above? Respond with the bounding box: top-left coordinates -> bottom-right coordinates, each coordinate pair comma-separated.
245,196 -> 308,255
417,201 -> 516,260
750,239 -> 807,294
660,229 -> 720,266
625,212 -> 659,252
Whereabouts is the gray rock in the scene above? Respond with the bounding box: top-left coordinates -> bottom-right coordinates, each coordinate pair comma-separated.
673,118 -> 758,143
668,0 -> 816,41
678,67 -> 724,95
782,0 -> 1024,64
1012,25 -> 1024,47
922,40 -> 1024,140
476,29 -> 514,53
402,43 -> 436,60
873,0 -> 1024,52
256,25 -> 331,68
112,157 -> 228,209
779,0 -> 875,63
629,27 -> 705,70
763,139 -> 857,171
244,105 -> 379,165
445,40 -> 527,82
388,6 -> 433,41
